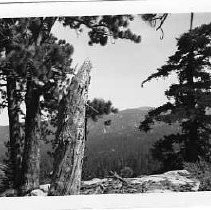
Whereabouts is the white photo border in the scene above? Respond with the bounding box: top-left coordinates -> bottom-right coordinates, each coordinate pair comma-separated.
1,0 -> 211,210
0,0 -> 211,18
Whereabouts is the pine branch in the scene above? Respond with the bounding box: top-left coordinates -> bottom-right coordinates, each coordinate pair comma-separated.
156,14 -> 168,31
141,64 -> 177,87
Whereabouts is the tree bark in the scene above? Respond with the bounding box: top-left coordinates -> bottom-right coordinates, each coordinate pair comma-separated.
6,76 -> 22,190
20,78 -> 41,194
49,61 -> 91,196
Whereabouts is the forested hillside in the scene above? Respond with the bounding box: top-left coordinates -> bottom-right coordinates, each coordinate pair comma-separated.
84,107 -> 180,179
0,107 -> 180,182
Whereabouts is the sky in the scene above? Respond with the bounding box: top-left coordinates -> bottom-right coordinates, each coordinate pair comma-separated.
1,13 -> 211,125
52,13 -> 211,109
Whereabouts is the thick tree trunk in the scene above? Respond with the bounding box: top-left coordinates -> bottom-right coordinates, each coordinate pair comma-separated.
184,50 -> 199,162
20,79 -> 41,194
6,77 -> 22,190
49,61 -> 91,196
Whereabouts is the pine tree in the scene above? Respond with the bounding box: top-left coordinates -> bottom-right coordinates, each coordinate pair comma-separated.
0,19 -> 26,191
20,36 -> 74,194
0,18 -> 75,193
140,23 -> 211,171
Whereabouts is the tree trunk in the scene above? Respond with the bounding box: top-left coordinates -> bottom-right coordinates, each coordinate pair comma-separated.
19,29 -> 44,194
6,76 -> 22,190
20,79 -> 41,194
49,61 -> 91,196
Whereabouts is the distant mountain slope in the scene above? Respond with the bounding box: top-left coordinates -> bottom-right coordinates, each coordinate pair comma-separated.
84,107 -> 179,179
0,107 -> 179,181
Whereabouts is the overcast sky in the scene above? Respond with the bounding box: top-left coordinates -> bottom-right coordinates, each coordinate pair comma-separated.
1,13 -> 211,125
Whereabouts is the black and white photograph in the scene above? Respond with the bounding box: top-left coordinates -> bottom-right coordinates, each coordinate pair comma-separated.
0,0 -> 211,209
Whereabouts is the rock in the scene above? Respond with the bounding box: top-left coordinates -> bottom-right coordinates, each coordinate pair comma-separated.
81,170 -> 200,194
83,178 -> 107,185
40,184 -> 50,193
29,189 -> 48,196
25,184 -> 50,196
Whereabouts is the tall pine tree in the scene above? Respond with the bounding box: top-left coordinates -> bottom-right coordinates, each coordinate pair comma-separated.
140,23 -> 211,171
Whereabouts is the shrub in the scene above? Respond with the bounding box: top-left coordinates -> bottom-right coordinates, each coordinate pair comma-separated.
184,158 -> 211,191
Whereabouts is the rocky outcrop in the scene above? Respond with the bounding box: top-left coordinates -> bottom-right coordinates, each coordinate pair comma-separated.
0,170 -> 200,196
80,170 -> 200,194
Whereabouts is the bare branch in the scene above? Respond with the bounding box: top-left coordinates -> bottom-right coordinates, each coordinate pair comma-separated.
156,14 -> 168,40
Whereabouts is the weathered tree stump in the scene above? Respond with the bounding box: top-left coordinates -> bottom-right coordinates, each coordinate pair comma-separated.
49,60 -> 92,196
